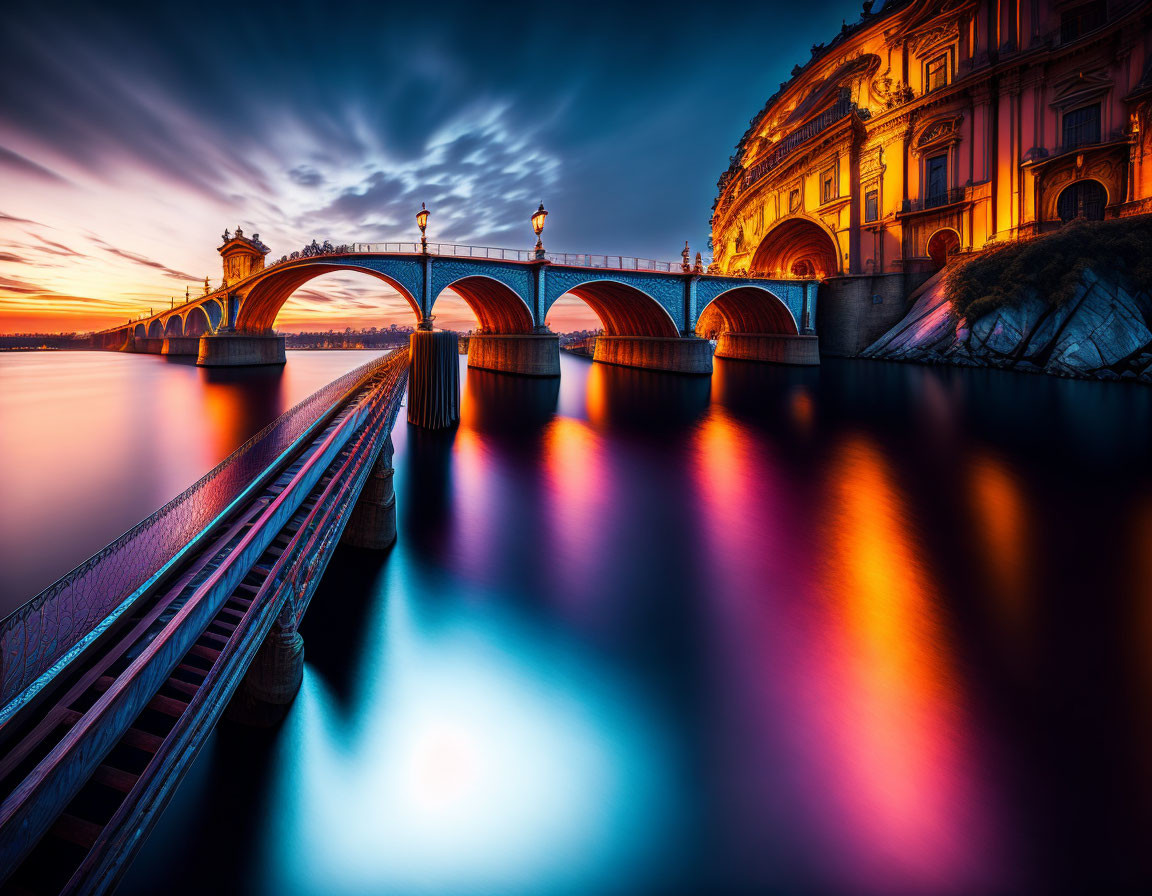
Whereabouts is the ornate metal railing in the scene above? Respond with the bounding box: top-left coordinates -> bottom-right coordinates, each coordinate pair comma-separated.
0,350 -> 408,712
266,240 -> 682,273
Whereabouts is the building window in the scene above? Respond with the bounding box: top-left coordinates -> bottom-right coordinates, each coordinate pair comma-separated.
1063,104 -> 1101,150
925,55 -> 948,93
1057,179 -> 1106,221
865,189 -> 879,222
821,166 -> 837,203
1061,1 -> 1107,43
926,154 -> 949,206
788,189 -> 800,212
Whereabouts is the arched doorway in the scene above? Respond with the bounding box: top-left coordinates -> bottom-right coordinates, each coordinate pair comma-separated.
1057,179 -> 1106,222
750,219 -> 839,279
926,228 -> 961,270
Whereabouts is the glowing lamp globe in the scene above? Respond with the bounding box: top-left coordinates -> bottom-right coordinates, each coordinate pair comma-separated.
531,202 -> 548,237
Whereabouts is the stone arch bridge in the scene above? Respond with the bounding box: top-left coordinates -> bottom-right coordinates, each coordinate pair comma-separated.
95,240 -> 819,376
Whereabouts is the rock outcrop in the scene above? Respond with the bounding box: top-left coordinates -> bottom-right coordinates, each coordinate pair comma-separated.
863,268 -> 1152,383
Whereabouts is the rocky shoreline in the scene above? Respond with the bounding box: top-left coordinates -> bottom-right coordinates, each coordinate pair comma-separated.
862,267 -> 1152,384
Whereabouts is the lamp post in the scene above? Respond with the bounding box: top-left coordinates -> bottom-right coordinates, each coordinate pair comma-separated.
531,202 -> 548,259
416,202 -> 430,253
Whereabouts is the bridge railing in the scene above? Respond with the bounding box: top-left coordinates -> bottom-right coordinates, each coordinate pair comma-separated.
345,242 -> 679,271
0,350 -> 407,716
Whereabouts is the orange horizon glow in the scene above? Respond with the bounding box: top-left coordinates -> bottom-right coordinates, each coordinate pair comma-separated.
0,276 -> 606,336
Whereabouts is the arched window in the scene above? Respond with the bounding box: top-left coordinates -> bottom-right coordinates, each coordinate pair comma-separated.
1057,179 -> 1106,222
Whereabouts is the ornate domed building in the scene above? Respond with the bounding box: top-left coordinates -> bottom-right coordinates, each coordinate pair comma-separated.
710,0 -> 1152,353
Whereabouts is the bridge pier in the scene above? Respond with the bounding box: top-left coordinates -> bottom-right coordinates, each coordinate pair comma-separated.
161,335 -> 201,356
407,329 -> 460,428
714,333 -> 820,365
341,436 -> 397,549
226,625 -> 304,727
196,332 -> 286,367
593,335 -> 713,375
134,337 -> 164,354
467,333 -> 560,377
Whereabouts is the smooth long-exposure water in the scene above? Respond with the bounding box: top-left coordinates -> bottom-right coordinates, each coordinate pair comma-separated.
5,349 -> 1152,894
0,350 -> 385,607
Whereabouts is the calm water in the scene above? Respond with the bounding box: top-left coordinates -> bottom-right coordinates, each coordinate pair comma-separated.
0,350 -> 385,608
5,350 -> 1152,894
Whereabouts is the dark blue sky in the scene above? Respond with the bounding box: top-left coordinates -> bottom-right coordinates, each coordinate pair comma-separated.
0,0 -> 860,329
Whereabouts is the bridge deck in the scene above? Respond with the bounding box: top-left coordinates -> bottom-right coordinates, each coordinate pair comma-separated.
0,351 -> 409,896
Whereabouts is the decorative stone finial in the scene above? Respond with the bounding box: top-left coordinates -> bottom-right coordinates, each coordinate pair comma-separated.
694,252 -> 704,274
236,226 -> 243,238
222,229 -> 231,242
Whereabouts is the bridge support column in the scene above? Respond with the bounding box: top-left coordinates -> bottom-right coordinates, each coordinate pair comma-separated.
593,335 -> 713,375
407,329 -> 459,428
226,625 -> 304,727
196,333 -> 286,367
161,336 -> 201,356
341,436 -> 397,549
714,333 -> 820,365
134,337 -> 164,354
467,333 -> 559,377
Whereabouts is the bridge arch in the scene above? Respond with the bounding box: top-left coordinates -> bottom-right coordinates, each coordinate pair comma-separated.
696,286 -> 798,338
433,275 -> 533,333
133,323 -> 147,340
184,303 -> 216,336
147,319 -> 164,338
545,279 -> 679,338
163,315 -> 183,337
751,217 -> 840,279
235,262 -> 421,333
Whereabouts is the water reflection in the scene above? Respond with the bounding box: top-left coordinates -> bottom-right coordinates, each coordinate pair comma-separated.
461,367 -> 559,431
967,452 -> 1035,650
0,351 -> 381,607
586,362 -> 710,430
816,436 -> 1002,892
19,351 -> 1152,894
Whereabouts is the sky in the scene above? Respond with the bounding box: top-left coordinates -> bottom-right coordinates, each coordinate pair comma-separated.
0,0 -> 858,334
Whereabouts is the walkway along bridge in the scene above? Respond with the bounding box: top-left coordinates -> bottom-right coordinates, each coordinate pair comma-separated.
0,351 -> 410,895
92,232 -> 821,377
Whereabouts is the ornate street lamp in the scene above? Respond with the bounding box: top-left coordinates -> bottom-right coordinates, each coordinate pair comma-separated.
531,202 -> 548,258
416,202 -> 430,253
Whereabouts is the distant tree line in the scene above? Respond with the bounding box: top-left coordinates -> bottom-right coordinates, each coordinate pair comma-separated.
281,326 -> 417,349
0,333 -> 90,350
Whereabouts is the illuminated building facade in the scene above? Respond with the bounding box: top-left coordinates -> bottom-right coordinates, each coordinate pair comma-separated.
711,0 -> 1152,290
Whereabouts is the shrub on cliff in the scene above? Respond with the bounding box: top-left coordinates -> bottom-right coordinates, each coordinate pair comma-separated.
945,216 -> 1152,321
